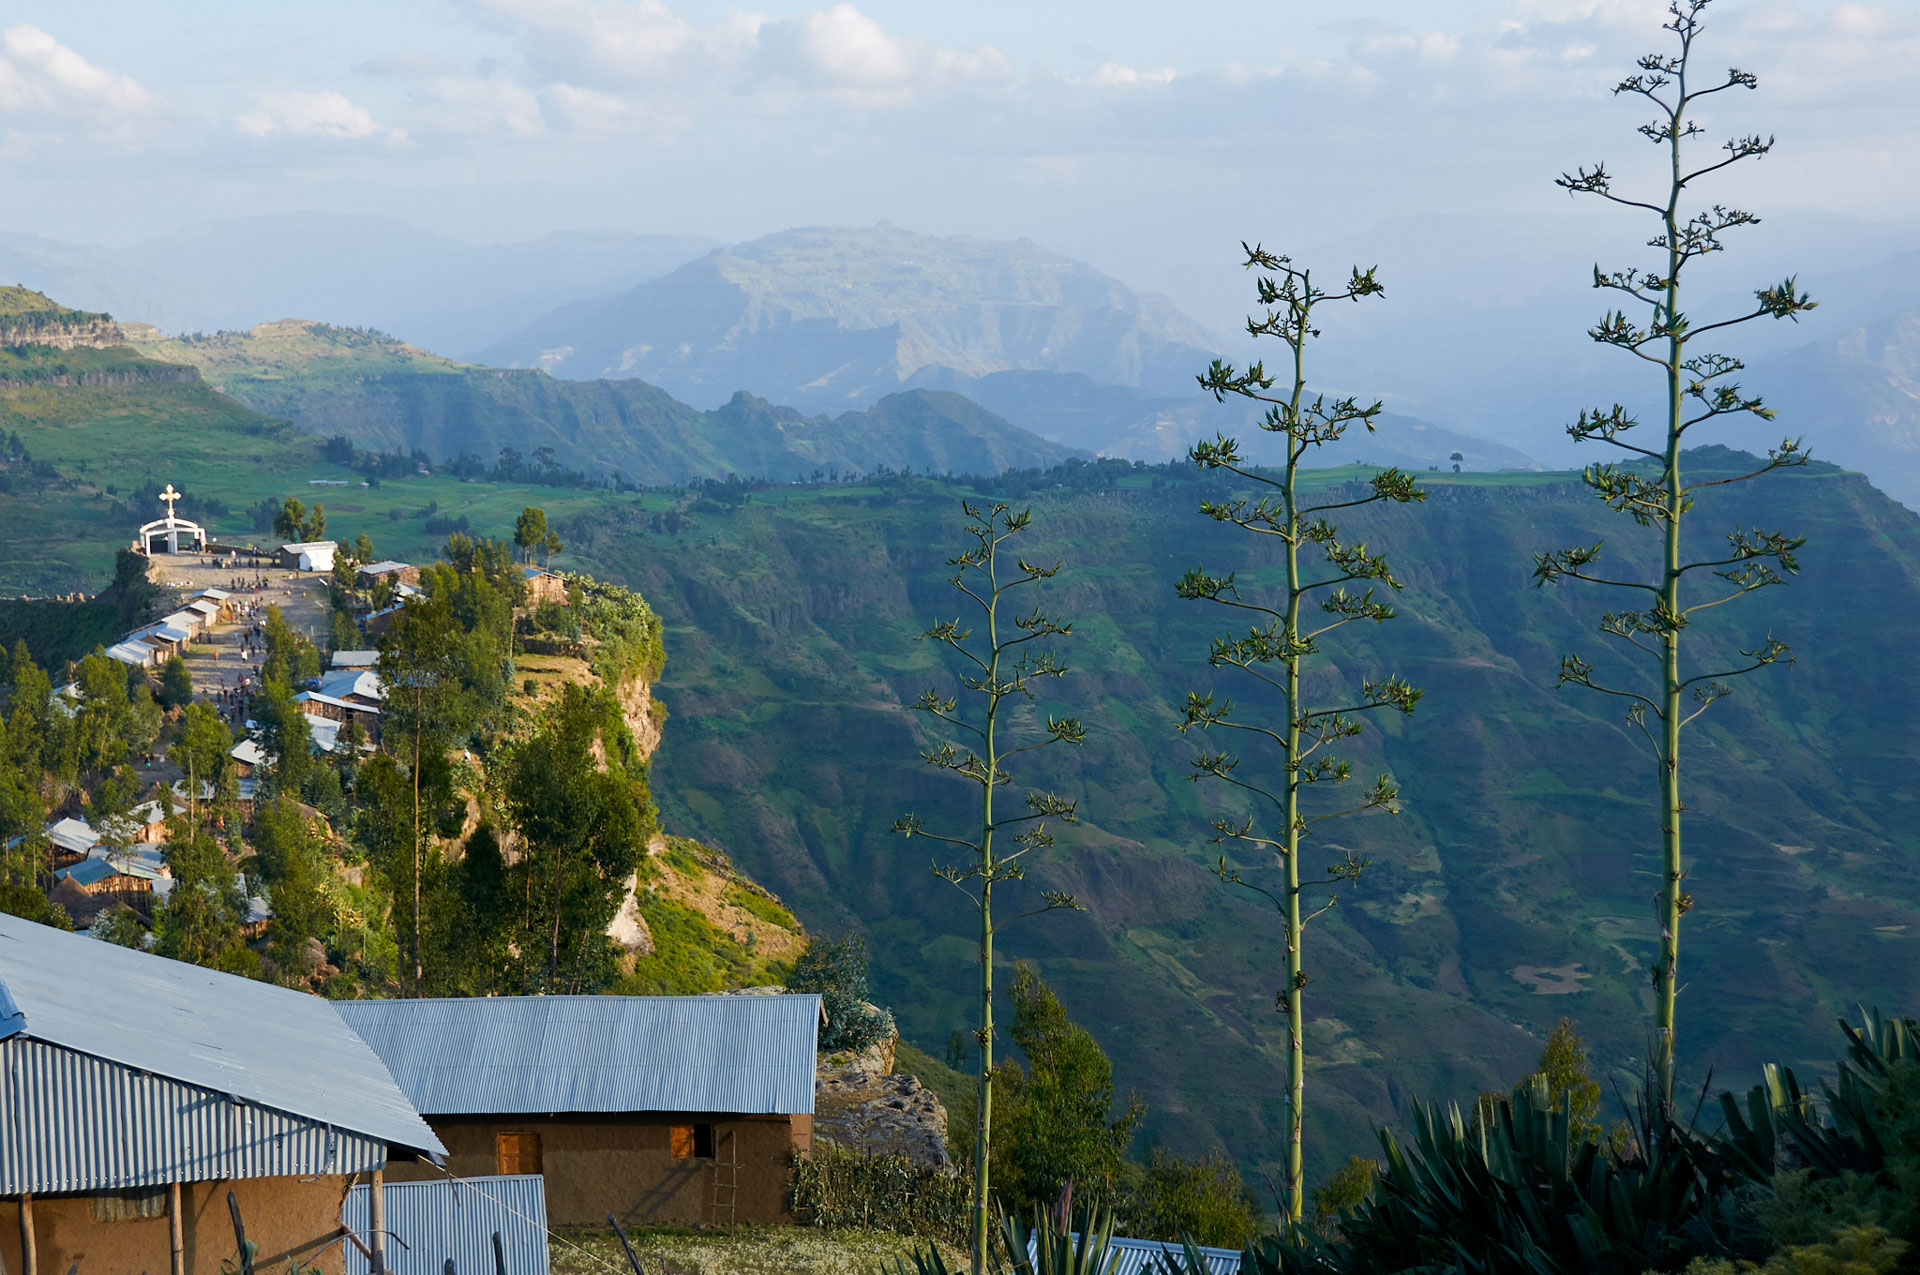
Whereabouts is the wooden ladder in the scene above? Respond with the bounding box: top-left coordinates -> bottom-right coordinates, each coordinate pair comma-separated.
711,1128 -> 739,1232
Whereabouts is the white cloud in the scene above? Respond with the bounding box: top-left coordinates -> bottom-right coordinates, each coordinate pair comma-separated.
414,77 -> 547,137
464,0 -> 759,85
543,82 -> 687,138
465,0 -> 1008,108
0,24 -> 155,146
236,90 -> 404,144
1075,62 -> 1176,88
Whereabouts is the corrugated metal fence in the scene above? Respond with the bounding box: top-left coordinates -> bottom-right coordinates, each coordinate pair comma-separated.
342,1175 -> 550,1275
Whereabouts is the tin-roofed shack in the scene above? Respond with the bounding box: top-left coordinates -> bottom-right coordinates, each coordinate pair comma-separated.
0,914 -> 444,1275
335,993 -> 822,1228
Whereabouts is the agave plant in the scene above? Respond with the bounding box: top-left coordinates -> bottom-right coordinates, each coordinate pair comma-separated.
879,1201 -> 1120,1275
1237,1073 -> 1762,1275
880,1199 -> 1222,1275
1719,1008 -> 1920,1179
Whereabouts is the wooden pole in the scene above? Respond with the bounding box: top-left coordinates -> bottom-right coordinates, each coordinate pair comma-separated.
370,1170 -> 387,1275
17,1194 -> 35,1275
169,1182 -> 185,1275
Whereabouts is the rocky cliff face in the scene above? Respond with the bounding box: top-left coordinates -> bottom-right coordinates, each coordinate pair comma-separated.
0,316 -> 126,350
615,669 -> 664,762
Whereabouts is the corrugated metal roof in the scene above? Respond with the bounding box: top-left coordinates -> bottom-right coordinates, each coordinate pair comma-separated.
1105,1236 -> 1242,1275
334,994 -> 823,1116
0,913 -> 442,1158
1034,1236 -> 1243,1275
333,650 -> 379,667
46,817 -> 100,855
55,856 -> 163,886
342,1174 -> 550,1275
0,1036 -> 392,1193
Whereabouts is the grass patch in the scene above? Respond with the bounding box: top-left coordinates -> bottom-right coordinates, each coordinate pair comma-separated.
550,1224 -> 960,1275
723,883 -> 796,929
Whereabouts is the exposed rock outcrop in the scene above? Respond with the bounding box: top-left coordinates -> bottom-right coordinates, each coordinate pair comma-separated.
814,1063 -> 952,1169
0,316 -> 124,350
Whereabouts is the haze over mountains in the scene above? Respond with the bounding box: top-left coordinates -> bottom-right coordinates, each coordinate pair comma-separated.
6,209 -> 1920,500
0,214 -> 715,355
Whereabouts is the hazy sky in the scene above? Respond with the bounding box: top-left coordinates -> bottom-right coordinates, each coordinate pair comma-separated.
3,0 -> 1916,314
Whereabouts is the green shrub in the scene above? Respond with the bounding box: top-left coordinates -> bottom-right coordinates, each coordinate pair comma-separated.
1122,1147 -> 1262,1250
789,932 -> 895,1054
792,1142 -> 969,1246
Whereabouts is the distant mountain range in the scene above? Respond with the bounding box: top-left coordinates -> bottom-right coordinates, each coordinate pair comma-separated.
123,320 -> 1080,484
477,224 -> 1227,410
0,213 -> 715,355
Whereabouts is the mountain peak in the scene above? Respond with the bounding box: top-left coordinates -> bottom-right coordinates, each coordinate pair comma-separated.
478,223 -> 1224,411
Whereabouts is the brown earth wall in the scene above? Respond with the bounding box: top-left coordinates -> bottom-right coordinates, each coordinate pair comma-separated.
387,1112 -> 812,1227
1,1173 -> 360,1275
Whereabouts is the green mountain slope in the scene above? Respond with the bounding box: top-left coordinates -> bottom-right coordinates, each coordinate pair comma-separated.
559,455 -> 1920,1189
475,224 -> 1223,410
0,339 -> 328,590
907,367 -> 1540,470
126,320 -> 1081,484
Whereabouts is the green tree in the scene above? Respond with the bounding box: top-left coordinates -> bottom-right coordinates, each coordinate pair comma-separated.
378,591 -> 474,994
1523,1017 -> 1604,1146
502,683 -> 653,992
1308,1156 -> 1379,1240
157,655 -> 194,711
1533,0 -> 1816,1098
789,933 -> 896,1054
88,903 -> 147,948
250,796 -> 328,984
1124,1148 -> 1263,1250
168,700 -> 232,840
1177,247 -> 1425,1224
155,823 -> 248,970
994,962 -> 1143,1215
271,496 -> 326,542
514,506 -> 549,564
272,496 -> 307,542
72,651 -> 137,777
261,605 -> 321,686
541,528 -> 563,567
892,501 -> 1086,1275
255,678 -> 313,797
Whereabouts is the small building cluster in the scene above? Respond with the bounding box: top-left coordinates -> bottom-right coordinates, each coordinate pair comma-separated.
102,587 -> 233,670
0,916 -> 823,1275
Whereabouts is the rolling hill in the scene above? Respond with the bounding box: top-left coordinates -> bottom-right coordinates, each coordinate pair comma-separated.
124,319 -> 1082,486
476,224 -> 1224,411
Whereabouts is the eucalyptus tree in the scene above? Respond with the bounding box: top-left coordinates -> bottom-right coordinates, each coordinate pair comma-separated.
1533,0 -> 1815,1097
1178,247 -> 1425,1225
893,501 -> 1085,1275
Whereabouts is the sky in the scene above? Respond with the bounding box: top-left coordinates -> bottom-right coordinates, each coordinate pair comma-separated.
2,0 -> 1917,323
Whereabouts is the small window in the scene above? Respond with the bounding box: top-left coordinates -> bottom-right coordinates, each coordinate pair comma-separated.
496,1131 -> 543,1175
670,1123 -> 715,1159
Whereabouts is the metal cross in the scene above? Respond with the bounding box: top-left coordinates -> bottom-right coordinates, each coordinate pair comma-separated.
159,483 -> 181,518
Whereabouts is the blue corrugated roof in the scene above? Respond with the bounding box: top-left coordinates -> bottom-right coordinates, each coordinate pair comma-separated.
1105,1236 -> 1243,1275
334,993 -> 822,1116
1035,1236 -> 1243,1275
0,913 -> 442,1156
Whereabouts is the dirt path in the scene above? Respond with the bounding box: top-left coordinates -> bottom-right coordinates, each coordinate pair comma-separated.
147,553 -> 334,728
